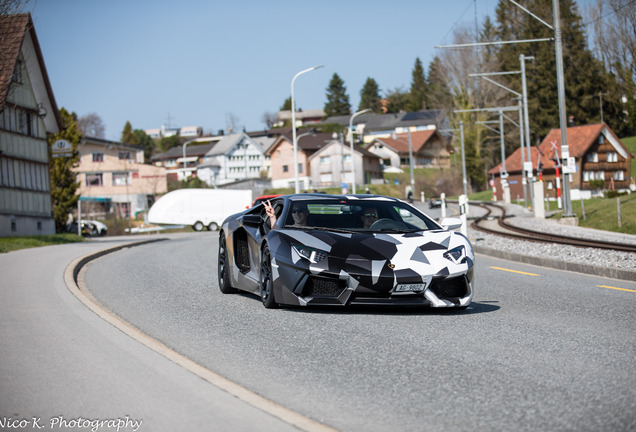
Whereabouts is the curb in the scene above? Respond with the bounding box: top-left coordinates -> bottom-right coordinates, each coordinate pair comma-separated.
63,237 -> 337,432
474,245 -> 636,282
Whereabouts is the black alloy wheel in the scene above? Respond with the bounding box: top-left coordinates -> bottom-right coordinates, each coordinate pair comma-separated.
218,234 -> 237,294
260,245 -> 277,308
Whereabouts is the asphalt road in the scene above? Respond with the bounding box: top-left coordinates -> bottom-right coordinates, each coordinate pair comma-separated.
83,233 -> 636,432
0,237 -> 303,432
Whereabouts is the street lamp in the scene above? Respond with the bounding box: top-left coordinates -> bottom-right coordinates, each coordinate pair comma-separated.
182,139 -> 196,180
291,65 -> 324,193
349,108 -> 371,194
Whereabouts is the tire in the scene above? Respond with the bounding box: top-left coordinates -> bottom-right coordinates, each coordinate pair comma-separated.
207,222 -> 218,231
218,234 -> 238,294
260,245 -> 278,309
193,221 -> 204,231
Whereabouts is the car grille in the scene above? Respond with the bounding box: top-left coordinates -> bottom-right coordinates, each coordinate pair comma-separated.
303,276 -> 347,297
429,275 -> 469,299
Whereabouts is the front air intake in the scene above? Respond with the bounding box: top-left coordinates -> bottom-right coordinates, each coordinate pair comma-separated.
429,275 -> 469,299
303,276 -> 347,297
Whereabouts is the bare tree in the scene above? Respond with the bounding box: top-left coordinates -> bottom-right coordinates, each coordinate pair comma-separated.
225,112 -> 242,133
0,0 -> 30,15
588,0 -> 636,81
261,111 -> 277,129
78,112 -> 105,138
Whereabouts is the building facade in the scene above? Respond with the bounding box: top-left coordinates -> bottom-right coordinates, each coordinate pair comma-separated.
74,137 -> 167,218
0,14 -> 62,236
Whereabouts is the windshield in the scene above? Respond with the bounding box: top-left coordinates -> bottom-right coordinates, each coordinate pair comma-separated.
282,199 -> 440,233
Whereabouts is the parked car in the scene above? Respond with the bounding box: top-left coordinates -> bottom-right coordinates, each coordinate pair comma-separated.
429,198 -> 442,209
66,220 -> 108,236
218,194 -> 474,309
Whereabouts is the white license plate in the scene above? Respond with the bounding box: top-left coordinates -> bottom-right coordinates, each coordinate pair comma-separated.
395,283 -> 428,292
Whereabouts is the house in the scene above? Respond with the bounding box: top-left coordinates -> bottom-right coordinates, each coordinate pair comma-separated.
366,129 -> 451,170
323,109 -> 450,142
198,132 -> 269,186
265,131 -> 334,190
0,13 -> 63,236
74,136 -> 167,218
275,109 -> 325,127
489,123 -> 634,201
151,139 -> 218,181
308,140 -> 382,189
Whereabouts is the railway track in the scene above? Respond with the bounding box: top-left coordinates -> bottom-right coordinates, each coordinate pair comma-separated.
470,202 -> 636,253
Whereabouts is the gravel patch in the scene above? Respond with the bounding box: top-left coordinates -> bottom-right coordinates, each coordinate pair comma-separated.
467,203 -> 636,273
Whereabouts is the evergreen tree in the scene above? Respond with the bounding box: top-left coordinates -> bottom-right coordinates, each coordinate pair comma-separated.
407,57 -> 427,111
121,121 -> 137,144
133,129 -> 155,163
358,77 -> 382,113
384,88 -> 410,113
280,96 -> 292,111
426,57 -> 454,109
495,0 -> 607,141
324,73 -> 351,117
49,108 -> 80,233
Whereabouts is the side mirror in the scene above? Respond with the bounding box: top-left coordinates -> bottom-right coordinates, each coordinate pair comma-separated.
440,217 -> 462,231
242,214 -> 262,227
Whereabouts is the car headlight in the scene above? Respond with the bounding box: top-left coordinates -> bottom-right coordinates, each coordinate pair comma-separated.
292,245 -> 328,264
443,245 -> 466,264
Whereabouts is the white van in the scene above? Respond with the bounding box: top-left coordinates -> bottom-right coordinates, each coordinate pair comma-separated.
148,189 -> 252,231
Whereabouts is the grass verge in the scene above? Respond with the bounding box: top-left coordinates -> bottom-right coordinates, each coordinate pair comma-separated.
0,233 -> 84,254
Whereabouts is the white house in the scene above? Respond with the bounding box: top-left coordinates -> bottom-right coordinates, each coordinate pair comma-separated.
308,140 -> 382,189
198,133 -> 268,186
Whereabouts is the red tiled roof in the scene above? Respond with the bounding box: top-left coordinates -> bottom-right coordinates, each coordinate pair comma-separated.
0,14 -> 29,105
489,123 -> 617,175
371,129 -> 441,153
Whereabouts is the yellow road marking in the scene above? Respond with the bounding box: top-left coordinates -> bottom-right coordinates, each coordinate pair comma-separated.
490,266 -> 540,276
598,285 -> 636,293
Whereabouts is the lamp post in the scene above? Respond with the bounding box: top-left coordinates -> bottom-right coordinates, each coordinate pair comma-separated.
291,65 -> 324,193
349,108 -> 371,194
182,139 -> 195,180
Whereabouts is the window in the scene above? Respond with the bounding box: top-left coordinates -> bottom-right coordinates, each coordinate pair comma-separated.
613,171 -> 625,181
607,152 -> 618,162
586,152 -> 598,163
343,154 -> 352,163
86,173 -> 103,186
11,61 -> 22,84
320,173 -> 333,183
298,163 -> 303,174
112,172 -> 130,186
320,156 -> 331,164
92,153 -> 104,162
283,165 -> 289,173
0,106 -> 39,137
118,151 -> 131,160
0,157 -> 49,192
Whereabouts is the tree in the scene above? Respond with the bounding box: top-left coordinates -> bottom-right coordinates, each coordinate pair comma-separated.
77,112 -> 105,138
426,56 -> 454,109
407,57 -> 428,112
495,0 -> 608,140
280,96 -> 292,111
323,73 -> 351,117
49,107 -> 80,233
384,87 -> 410,113
133,129 -> 155,163
588,0 -> 636,135
358,77 -> 383,113
261,111 -> 277,129
121,121 -> 137,144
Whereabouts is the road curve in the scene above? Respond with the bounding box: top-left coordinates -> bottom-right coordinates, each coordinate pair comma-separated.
84,233 -> 636,432
0,235 -> 314,432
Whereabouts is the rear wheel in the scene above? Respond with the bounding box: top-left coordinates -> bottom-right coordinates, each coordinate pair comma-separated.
208,222 -> 218,231
260,245 -> 278,308
193,221 -> 204,231
218,234 -> 238,294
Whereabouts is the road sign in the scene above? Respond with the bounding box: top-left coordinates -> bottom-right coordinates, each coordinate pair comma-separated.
52,139 -> 72,158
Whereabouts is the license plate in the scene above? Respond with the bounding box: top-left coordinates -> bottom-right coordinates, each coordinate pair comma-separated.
395,283 -> 428,292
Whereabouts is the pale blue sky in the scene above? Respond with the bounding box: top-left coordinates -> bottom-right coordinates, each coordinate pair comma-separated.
27,0 -> 588,140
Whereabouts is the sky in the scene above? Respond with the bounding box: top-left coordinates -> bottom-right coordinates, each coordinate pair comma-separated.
25,0 -> 587,141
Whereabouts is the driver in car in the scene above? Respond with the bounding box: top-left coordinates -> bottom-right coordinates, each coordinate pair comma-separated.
361,207 -> 379,229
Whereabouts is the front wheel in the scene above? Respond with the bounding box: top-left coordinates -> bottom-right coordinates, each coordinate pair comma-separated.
193,221 -> 204,231
218,234 -> 238,294
260,245 -> 278,309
